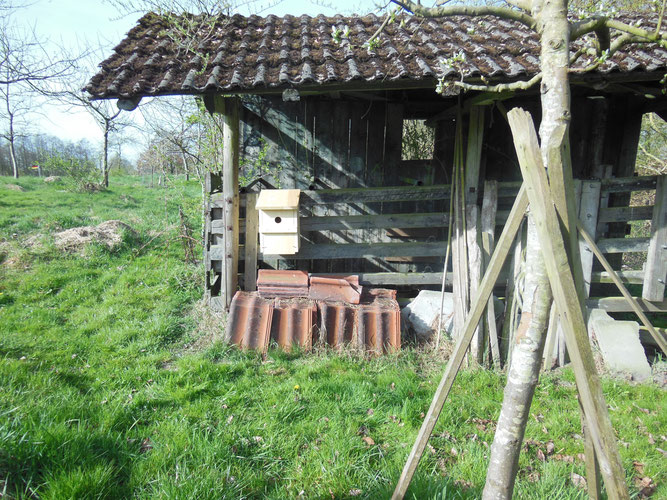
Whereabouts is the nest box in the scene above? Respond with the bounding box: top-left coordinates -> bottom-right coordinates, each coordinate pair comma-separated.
256,189 -> 301,255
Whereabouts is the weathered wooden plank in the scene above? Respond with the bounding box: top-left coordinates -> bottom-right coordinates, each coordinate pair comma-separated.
596,237 -> 649,254
599,175 -> 657,193
222,97 -> 240,309
465,106 -> 486,364
212,241 -> 448,261
643,176 -> 667,302
577,180 -> 601,295
598,205 -> 654,223
481,180 -> 500,369
300,212 -> 450,231
508,107 -> 628,498
452,118 -> 469,342
591,270 -> 644,284
392,185 -> 529,500
243,193 -> 259,292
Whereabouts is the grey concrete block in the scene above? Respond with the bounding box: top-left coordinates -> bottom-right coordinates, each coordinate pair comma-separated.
588,309 -> 651,381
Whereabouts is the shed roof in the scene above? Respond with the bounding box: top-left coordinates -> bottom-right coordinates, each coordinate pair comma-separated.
86,11 -> 667,99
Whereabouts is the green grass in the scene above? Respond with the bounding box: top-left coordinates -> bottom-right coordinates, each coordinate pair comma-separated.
1,175 -> 665,499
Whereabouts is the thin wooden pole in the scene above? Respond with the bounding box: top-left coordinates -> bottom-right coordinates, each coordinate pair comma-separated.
392,184 -> 528,500
578,224 -> 667,355
222,97 -> 240,308
481,180 -> 500,369
508,107 -> 628,499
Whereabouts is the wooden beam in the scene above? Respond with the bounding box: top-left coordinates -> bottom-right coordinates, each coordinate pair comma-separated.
465,105 -> 486,363
596,237 -> 649,253
222,97 -> 240,308
643,176 -> 667,302
481,180 -> 500,369
244,193 -> 259,292
577,180 -> 602,296
508,107 -> 628,499
598,205 -> 653,223
392,184 -> 528,500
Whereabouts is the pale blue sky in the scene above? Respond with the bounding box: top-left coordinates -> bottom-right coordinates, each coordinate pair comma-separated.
14,0 -> 382,160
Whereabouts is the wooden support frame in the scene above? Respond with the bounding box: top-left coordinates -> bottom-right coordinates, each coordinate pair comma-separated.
392,185 -> 529,500
508,108 -> 628,499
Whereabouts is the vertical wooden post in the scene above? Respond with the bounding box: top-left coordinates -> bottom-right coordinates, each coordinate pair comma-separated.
643,175 -> 666,302
481,180 -> 500,369
464,105 -> 485,363
222,97 -> 240,308
452,118 -> 469,342
244,192 -> 259,292
577,180 -> 602,297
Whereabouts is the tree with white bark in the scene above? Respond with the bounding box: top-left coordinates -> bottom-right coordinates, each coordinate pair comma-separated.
378,1 -> 666,498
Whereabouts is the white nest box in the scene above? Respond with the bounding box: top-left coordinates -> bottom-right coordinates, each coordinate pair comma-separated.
256,189 -> 301,255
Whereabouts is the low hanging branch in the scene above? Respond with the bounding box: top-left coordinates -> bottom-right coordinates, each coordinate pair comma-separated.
391,0 -> 537,30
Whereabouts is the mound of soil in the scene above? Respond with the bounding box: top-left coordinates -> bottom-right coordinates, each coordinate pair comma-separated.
4,184 -> 24,191
54,220 -> 136,253
44,176 -> 62,183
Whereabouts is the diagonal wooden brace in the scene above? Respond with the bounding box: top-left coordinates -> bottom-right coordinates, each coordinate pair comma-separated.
508,107 -> 629,499
392,184 -> 529,500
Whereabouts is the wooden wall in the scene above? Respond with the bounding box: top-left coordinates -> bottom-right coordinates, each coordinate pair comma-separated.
205,92 -> 656,297
239,95 -> 455,275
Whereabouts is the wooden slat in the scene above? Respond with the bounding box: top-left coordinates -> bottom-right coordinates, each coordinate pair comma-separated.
600,176 -> 657,193
300,212 -> 449,231
598,205 -> 653,223
591,270 -> 644,284
318,272 -> 447,286
225,175 -> 658,210
211,241 -> 448,261
596,237 -> 649,253
643,176 -> 667,302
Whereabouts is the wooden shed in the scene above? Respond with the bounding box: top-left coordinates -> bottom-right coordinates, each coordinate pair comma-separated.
87,11 -> 667,347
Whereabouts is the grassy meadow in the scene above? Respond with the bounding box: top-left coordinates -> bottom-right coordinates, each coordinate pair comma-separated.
0,175 -> 665,499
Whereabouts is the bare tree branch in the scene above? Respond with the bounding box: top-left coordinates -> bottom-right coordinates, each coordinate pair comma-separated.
390,0 -> 537,30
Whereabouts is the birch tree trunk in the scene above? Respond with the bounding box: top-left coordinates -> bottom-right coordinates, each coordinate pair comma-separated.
483,1 -> 571,498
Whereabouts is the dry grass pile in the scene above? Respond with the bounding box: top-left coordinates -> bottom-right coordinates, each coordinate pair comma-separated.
43,176 -> 61,183
4,184 -> 24,191
54,220 -> 136,253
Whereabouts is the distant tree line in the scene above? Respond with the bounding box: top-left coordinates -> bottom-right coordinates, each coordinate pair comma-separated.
0,133 -> 132,178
